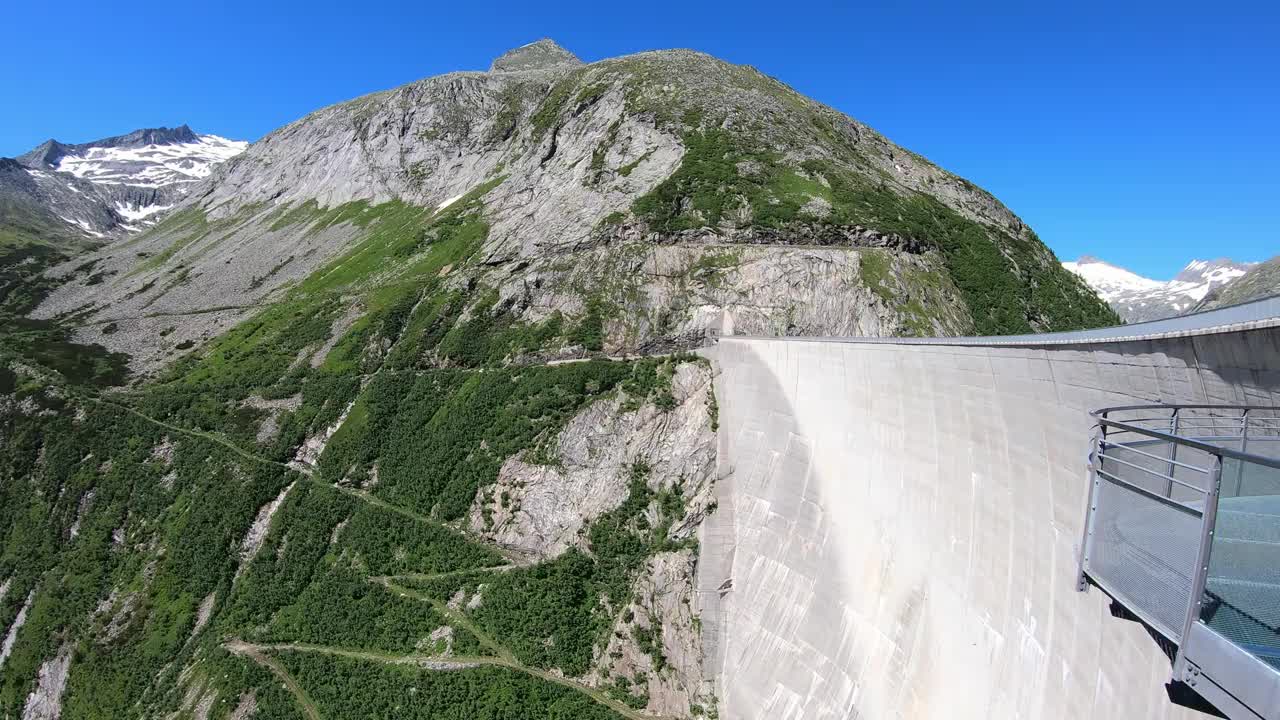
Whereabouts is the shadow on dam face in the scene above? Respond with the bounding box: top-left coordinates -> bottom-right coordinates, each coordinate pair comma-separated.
697,317 -> 1280,720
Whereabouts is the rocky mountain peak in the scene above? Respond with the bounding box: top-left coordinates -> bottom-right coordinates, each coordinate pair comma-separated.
489,38 -> 582,73
15,139 -> 70,169
103,124 -> 200,148
16,125 -> 203,169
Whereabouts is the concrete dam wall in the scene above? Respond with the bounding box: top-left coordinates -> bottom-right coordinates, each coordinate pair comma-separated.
698,301 -> 1280,719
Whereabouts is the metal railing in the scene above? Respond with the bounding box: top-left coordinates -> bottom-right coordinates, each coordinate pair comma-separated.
1078,405 -> 1280,720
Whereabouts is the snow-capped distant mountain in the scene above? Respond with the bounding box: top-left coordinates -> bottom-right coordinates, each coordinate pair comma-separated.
3,125 -> 246,241
1063,256 -> 1255,322
1061,256 -> 1164,299
50,133 -> 246,188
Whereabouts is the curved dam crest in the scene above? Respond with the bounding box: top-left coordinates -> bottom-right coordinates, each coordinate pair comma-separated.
697,300 -> 1280,719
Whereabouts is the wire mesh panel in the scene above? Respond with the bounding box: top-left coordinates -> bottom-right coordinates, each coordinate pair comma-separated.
1087,473 -> 1204,641
1081,404 -> 1280,718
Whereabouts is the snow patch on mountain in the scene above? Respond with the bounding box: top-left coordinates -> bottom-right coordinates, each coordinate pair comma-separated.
55,135 -> 247,187
1063,256 -> 1254,322
115,202 -> 174,222
7,126 -> 247,239
437,191 -> 467,210
58,216 -> 105,239
1180,260 -> 1250,295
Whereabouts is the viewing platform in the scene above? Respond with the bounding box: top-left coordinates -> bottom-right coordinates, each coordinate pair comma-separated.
1080,405 -> 1280,719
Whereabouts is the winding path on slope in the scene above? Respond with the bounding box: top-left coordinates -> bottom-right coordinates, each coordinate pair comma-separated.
84,394 -> 529,563
223,639 -> 672,720
72,392 -> 657,719
223,640 -> 322,720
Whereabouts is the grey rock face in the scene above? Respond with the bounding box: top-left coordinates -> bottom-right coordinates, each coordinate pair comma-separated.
589,550 -> 715,717
227,693 -> 256,720
0,591 -> 34,671
466,359 -> 718,717
469,361 -> 717,560
193,69 -> 679,262
0,157 -> 119,242
490,39 -> 583,73
20,644 -> 72,720
483,242 -> 973,349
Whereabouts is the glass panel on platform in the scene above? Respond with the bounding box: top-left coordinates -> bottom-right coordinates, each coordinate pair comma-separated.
1201,457 -> 1280,671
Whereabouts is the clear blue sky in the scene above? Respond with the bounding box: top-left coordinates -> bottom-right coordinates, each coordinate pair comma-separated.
2,1 -> 1276,278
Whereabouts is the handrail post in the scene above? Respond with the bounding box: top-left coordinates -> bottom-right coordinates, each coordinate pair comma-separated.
1077,419 -> 1105,592
1166,408 -> 1180,498
1236,410 -> 1250,496
1173,454 -> 1222,680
